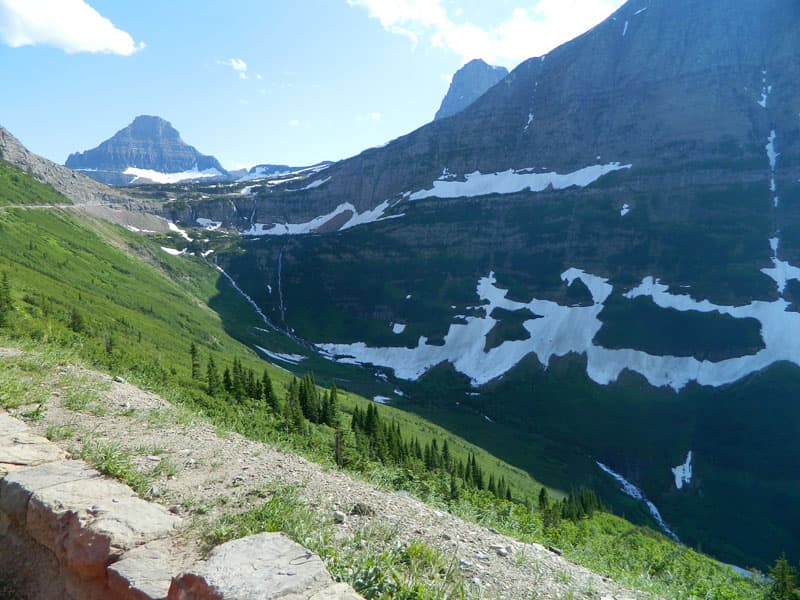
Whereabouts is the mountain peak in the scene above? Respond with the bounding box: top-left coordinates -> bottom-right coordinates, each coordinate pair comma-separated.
127,115 -> 182,140
434,59 -> 509,121
65,116 -> 226,185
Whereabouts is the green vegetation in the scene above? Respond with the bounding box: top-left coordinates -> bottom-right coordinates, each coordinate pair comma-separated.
79,441 -> 152,497
0,161 -> 70,206
205,485 -> 467,599
0,166 -> 778,598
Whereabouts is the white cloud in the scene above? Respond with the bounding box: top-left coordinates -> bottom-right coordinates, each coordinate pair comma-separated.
348,0 -> 625,65
0,0 -> 143,55
219,57 -> 249,78
288,119 -> 300,127
368,112 -> 382,120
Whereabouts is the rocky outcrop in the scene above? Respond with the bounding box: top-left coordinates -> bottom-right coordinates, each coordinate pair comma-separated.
0,126 -> 135,206
65,116 -> 227,185
169,533 -> 362,600
0,411 -> 361,600
434,59 -> 508,121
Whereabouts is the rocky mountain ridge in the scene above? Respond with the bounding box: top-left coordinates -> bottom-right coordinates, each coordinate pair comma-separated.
0,125 -> 135,206
434,59 -> 509,121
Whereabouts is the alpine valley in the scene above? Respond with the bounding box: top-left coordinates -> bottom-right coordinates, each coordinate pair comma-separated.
4,0 -> 799,581
155,0 -> 800,570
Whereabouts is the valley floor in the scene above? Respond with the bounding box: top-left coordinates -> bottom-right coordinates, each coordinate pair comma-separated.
4,347 -> 649,600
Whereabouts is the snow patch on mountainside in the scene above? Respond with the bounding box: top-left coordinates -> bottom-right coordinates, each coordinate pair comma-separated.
671,451 -> 693,490
408,163 -> 632,201
254,345 -> 305,365
761,238 -> 800,295
242,200 -> 398,236
124,166 -> 223,184
167,221 -> 193,241
196,218 -> 222,230
298,176 -> 331,190
319,247 -> 800,391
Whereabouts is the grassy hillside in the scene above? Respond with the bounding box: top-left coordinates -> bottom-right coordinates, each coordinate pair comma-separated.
0,161 -> 70,206
0,163 -> 770,599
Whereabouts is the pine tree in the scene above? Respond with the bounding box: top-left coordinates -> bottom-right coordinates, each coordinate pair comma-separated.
0,271 -> 11,327
766,554 -> 800,600
262,369 -> 277,411
222,367 -> 233,393
351,406 -> 363,431
325,384 -> 340,427
538,487 -> 550,511
206,356 -> 221,397
190,343 -> 200,380
334,428 -> 344,468
449,471 -> 460,501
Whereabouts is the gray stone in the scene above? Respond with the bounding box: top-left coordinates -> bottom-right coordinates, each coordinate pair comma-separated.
108,539 -> 182,600
0,460 -> 96,524
2,462 -> 183,578
168,532 -> 337,600
0,413 -> 67,472
332,510 -> 346,524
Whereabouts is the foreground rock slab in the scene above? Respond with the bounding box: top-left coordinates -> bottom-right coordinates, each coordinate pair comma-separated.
169,532 -> 361,600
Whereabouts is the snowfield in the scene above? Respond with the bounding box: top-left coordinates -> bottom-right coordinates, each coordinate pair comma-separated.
242,200 -> 400,236
319,245 -> 800,392
408,163 -> 631,201
124,166 -> 223,184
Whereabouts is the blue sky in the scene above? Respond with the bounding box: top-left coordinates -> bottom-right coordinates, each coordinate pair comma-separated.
0,0 -> 624,169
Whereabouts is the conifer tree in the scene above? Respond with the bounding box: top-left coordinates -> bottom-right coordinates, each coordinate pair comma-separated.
442,439 -> 451,469
0,271 -> 10,327
222,367 -> 232,394
262,369 -> 277,411
190,343 -> 200,380
206,356 -> 221,397
449,471 -> 460,501
766,554 -> 800,600
538,487 -> 550,511
325,384 -> 340,427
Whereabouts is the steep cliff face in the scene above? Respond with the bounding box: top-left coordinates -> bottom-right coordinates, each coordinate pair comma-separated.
434,59 -> 508,121
66,115 -> 227,185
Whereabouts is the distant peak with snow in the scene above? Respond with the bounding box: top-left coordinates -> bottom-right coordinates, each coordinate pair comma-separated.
65,115 -> 227,186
